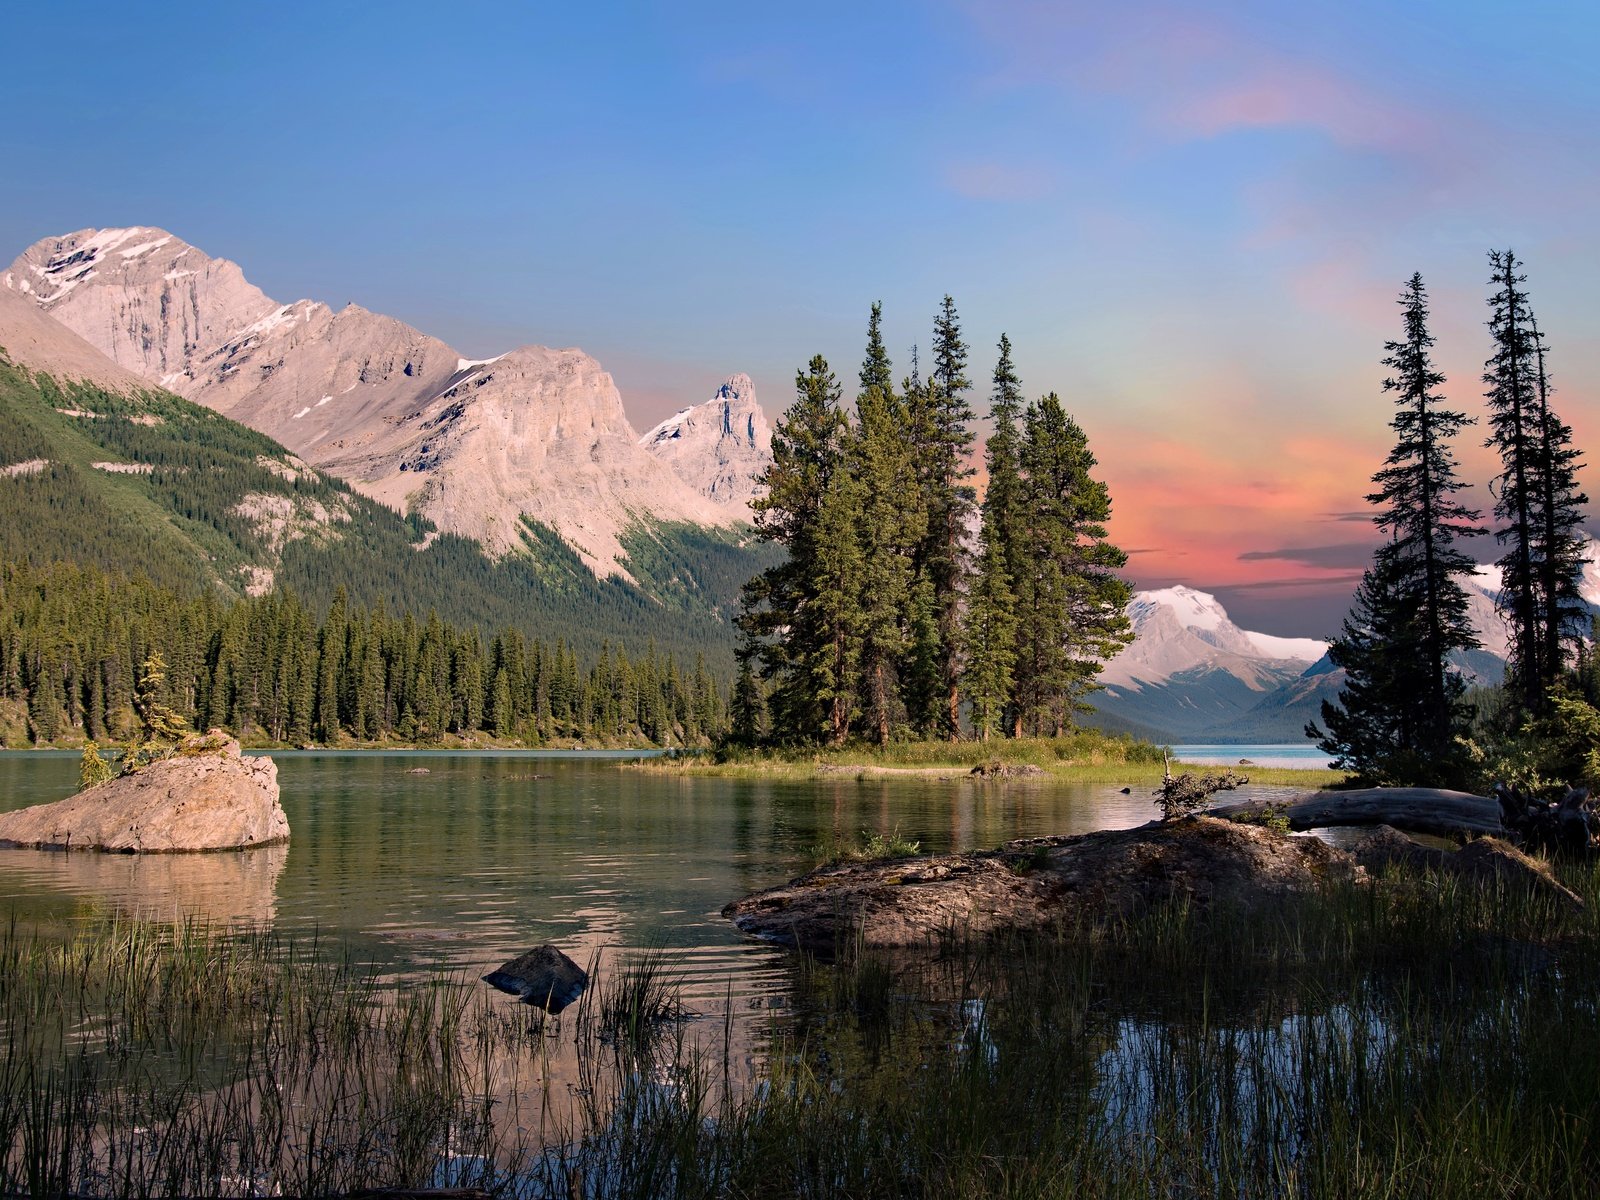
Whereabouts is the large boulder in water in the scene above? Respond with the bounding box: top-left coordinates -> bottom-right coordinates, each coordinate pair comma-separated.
0,735 -> 287,852
484,944 -> 588,1013
724,816 -> 1360,956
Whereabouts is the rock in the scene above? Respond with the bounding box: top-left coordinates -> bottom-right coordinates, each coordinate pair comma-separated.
483,944 -> 588,1013
723,816 -> 1360,956
1452,838 -> 1584,909
1352,825 -> 1450,874
1353,826 -> 1582,910
406,767 -> 431,775
969,761 -> 1046,779
0,735 -> 287,852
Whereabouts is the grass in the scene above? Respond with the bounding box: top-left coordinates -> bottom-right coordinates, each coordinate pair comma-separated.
639,732 -> 1348,790
805,824 -> 924,867
7,846 -> 1589,1198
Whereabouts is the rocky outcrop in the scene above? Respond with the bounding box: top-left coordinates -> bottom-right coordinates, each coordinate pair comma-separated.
0,284 -> 148,393
0,736 -> 287,852
6,227 -> 742,575
723,816 -> 1359,956
639,373 -> 772,510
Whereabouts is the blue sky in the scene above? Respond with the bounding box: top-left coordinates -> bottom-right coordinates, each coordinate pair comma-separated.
4,1 -> 1597,633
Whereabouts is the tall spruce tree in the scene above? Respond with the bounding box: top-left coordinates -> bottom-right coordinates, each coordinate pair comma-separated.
1311,274 -> 1484,782
963,335 -> 1026,740
910,295 -> 977,738
1311,556 -> 1424,782
1013,394 -> 1132,733
928,294 -> 972,739
1527,313 -> 1589,695
852,305 -> 925,744
1483,251 -> 1588,713
738,355 -> 855,742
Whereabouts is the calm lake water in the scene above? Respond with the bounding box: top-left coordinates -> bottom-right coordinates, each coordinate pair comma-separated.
1172,742 -> 1333,770
0,750 -> 1193,1011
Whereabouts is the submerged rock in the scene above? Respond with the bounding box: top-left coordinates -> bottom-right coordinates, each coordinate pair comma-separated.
0,735 -> 286,852
484,944 -> 588,1013
724,816 -> 1359,956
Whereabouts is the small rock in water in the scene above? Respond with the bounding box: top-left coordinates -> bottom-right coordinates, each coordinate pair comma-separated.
1238,758 -> 1256,766
484,944 -> 588,1013
1119,787 -> 1132,794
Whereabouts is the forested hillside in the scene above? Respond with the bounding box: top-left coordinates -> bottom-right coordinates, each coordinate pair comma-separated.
0,561 -> 723,747
0,353 -> 768,671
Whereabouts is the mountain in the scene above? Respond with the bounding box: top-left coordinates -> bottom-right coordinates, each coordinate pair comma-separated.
1096,550 -> 1600,744
6,227 -> 748,577
1087,586 -> 1342,744
0,321 -> 757,670
0,284 -> 148,394
640,373 -> 772,508
1460,546 -> 1600,666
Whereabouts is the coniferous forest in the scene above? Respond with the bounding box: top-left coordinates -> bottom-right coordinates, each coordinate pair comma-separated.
0,561 -> 725,748
0,351 -> 752,747
1313,251 -> 1596,789
733,297 -> 1133,747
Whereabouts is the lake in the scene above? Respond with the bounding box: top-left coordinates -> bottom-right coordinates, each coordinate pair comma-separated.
0,749 -> 1190,1011
1172,742 -> 1334,770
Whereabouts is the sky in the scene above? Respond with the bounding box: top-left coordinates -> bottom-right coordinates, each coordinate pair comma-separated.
3,1 -> 1598,635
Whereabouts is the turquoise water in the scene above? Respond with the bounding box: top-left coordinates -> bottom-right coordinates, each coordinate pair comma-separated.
1171,743 -> 1333,771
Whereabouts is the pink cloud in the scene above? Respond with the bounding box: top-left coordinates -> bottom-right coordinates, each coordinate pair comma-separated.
958,2 -> 1439,158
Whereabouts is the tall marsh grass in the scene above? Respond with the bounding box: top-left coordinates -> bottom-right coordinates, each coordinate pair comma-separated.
4,857 -> 1599,1197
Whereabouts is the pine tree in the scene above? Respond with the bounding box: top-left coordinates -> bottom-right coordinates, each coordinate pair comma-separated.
963,532 -> 1017,741
738,355 -> 854,742
810,463 -> 866,743
1484,251 -> 1588,713
1309,557 -> 1425,782
1013,395 -> 1132,733
899,298 -> 976,738
852,305 -> 925,744
1312,274 -> 1485,782
728,652 -> 768,747
964,335 -> 1026,740
1527,313 -> 1589,695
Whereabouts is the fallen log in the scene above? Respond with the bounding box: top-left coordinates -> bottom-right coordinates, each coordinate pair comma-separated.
1211,787 -> 1503,840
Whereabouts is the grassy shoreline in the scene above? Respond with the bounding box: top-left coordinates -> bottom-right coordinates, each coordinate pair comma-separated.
631,732 -> 1347,790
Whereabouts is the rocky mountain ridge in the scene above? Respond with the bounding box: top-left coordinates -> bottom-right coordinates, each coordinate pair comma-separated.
639,372 -> 772,509
6,227 -> 764,576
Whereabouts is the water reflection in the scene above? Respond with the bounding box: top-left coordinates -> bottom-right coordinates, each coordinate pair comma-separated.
0,841 -> 287,924
0,749 -> 1177,1002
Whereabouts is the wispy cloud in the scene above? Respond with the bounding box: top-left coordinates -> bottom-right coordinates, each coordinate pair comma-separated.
1238,542 -> 1374,569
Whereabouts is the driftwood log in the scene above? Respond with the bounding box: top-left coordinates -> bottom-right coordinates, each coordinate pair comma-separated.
1211,788 -> 1503,840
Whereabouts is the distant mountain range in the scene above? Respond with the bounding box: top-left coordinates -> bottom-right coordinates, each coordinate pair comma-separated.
1091,549 -> 1600,745
8,224 -> 1595,745
0,237 -> 778,669
4,227 -> 773,580
1086,586 -> 1342,744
